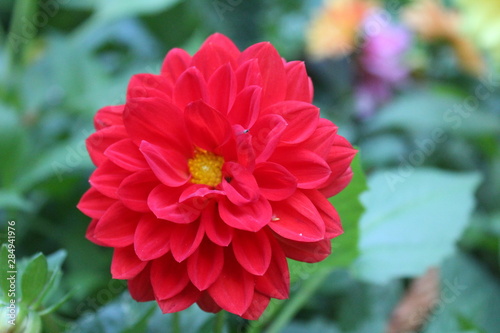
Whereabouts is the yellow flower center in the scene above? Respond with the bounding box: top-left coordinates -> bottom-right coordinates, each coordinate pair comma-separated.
188,148 -> 224,187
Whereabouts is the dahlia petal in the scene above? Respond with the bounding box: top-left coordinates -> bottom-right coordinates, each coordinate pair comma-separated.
86,125 -> 128,167
261,101 -> 319,144
219,195 -> 272,232
150,254 -> 190,300
104,139 -> 148,172
127,73 -> 173,101
173,67 -> 209,110
170,220 -> 205,262
202,202 -> 233,246
157,283 -> 200,314
227,85 -> 262,129
232,230 -> 271,276
222,162 -> 260,206
128,264 -> 155,302
134,214 -> 173,261
185,100 -> 232,151
298,118 -> 338,158
160,48 -> 191,82
235,130 -> 255,170
124,97 -> 190,153
235,59 -> 262,92
251,114 -> 287,163
253,162 -> 297,201
140,141 -> 189,187
197,292 -> 222,313
89,160 -> 131,199
192,42 -> 237,81
148,184 -> 201,224
187,238 -> 224,290
241,293 -> 270,320
239,42 -> 287,108
111,245 -> 147,279
118,170 -> 158,212
269,147 -> 331,189
208,252 -> 254,316
320,167 -> 353,198
85,219 -> 108,247
77,187 -> 115,219
202,33 -> 240,59
179,185 -> 224,205
284,61 -> 313,103
304,190 -> 343,238
207,64 -> 237,114
268,191 -> 325,242
94,105 -> 124,130
93,202 -> 140,247
255,237 -> 290,299
325,135 -> 357,181
275,235 -> 331,263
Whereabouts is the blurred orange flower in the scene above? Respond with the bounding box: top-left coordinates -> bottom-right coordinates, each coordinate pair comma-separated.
402,0 -> 485,76
306,0 -> 377,59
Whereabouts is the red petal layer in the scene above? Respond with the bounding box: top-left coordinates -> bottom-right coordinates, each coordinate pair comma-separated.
134,214 -> 173,261
128,264 -> 155,302
150,254 -> 189,300
268,191 -> 325,242
94,105 -> 124,130
169,220 -> 205,262
202,202 -> 233,246
140,141 -> 189,187
284,61 -> 313,103
77,187 -> 115,219
253,162 -> 297,201
118,170 -> 158,212
111,245 -> 147,279
86,125 -> 127,167
93,202 -> 140,247
148,184 -> 201,224
157,283 -> 200,313
219,195 -> 271,232
184,100 -> 232,151
207,64 -> 237,114
232,230 -> 271,276
104,139 -> 148,172
222,162 -> 260,206
255,236 -> 290,299
208,251 -> 254,315
187,238 -> 224,290
173,67 -> 208,111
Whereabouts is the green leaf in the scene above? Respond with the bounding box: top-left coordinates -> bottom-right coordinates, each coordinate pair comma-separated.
423,252 -> 500,333
21,254 -> 49,307
353,168 -> 482,283
366,89 -> 500,138
327,152 -> 367,268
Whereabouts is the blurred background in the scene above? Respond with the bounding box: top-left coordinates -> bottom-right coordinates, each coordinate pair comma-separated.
0,0 -> 499,332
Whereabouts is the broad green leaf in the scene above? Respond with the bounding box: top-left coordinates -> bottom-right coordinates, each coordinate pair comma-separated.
366,90 -> 500,138
20,254 -> 48,306
353,168 -> 481,283
423,252 -> 500,333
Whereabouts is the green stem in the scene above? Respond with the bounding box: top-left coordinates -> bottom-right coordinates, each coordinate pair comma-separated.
172,312 -> 181,333
214,310 -> 226,333
265,268 -> 331,333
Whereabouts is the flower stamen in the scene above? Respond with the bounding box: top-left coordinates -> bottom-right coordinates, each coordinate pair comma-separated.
188,148 -> 224,187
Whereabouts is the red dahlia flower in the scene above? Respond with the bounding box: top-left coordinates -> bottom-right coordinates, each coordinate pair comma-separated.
77,33 -> 356,319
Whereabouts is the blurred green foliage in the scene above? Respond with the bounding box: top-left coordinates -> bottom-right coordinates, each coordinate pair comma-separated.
0,0 -> 499,332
